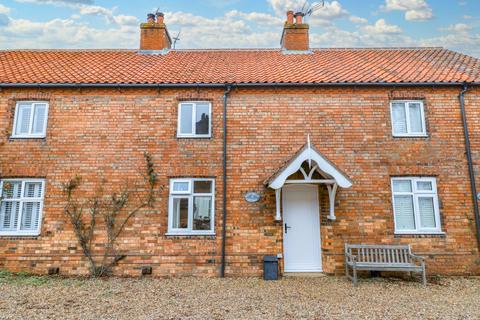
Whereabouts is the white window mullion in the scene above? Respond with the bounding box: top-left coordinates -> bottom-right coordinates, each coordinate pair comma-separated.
16,181 -> 25,232
433,193 -> 441,230
404,104 -> 411,135
188,195 -> 194,232
420,103 -> 426,135
192,104 -> 197,136
412,193 -> 421,232
168,196 -> 173,231
28,104 -> 36,134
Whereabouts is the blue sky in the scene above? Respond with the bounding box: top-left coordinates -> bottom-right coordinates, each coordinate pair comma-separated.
0,0 -> 479,57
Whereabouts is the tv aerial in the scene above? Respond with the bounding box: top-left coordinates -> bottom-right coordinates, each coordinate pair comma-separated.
297,1 -> 325,18
173,30 -> 181,49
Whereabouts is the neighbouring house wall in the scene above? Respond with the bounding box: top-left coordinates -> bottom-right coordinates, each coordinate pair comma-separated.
0,86 -> 478,277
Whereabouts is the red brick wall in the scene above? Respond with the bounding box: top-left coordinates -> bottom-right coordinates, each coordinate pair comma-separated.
0,85 -> 478,277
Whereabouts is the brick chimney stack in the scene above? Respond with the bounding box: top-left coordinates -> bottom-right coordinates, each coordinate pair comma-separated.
280,10 -> 309,51
140,12 -> 172,51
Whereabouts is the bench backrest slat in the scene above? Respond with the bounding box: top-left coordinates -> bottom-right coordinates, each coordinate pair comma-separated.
345,244 -> 412,265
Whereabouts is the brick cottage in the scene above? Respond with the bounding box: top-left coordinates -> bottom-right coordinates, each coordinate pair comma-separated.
0,11 -> 480,277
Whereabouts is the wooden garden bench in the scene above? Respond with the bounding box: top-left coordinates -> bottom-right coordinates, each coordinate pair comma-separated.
344,244 -> 426,286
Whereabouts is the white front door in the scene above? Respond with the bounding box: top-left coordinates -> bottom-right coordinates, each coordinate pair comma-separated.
283,184 -> 322,272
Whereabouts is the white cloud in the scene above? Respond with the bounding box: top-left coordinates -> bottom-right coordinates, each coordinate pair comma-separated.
349,16 -> 368,24
0,16 -> 138,49
164,11 -> 279,48
0,4 -> 10,26
441,23 -> 472,32
362,19 -> 402,34
268,1 -> 348,19
16,0 -> 94,4
15,0 -> 137,26
421,32 -> 480,58
0,4 -> 11,14
382,0 -> 433,21
267,0 -> 306,16
225,10 -> 282,26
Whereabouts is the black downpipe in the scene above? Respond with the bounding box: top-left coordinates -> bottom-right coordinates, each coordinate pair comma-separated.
221,85 -> 232,277
459,83 -> 480,248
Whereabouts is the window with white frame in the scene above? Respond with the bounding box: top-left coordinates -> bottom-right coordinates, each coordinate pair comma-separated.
12,101 -> 49,138
390,101 -> 426,137
168,178 -> 214,235
391,177 -> 442,234
177,102 -> 211,137
0,179 -> 45,236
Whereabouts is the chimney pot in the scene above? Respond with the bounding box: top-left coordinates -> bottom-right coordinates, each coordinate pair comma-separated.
294,12 -> 303,24
156,12 -> 164,24
147,13 -> 155,23
286,10 -> 294,24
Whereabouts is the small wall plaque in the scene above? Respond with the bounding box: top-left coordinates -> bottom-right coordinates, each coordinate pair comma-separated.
245,191 -> 261,203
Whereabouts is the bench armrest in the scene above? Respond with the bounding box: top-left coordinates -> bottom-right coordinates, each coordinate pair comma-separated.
409,254 -> 425,263
345,252 -> 357,263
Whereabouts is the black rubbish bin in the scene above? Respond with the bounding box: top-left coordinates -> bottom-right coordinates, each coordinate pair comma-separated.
263,255 -> 278,280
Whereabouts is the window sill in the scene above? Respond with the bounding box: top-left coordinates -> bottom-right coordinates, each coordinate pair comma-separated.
9,136 -> 46,140
165,232 -> 215,237
0,233 -> 40,237
176,136 -> 212,140
394,232 -> 445,238
392,134 -> 428,138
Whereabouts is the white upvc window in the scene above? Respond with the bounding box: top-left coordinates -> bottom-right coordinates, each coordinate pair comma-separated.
177,102 -> 212,138
168,178 -> 215,235
12,101 -> 49,138
0,179 -> 45,236
391,177 -> 442,234
390,100 -> 426,137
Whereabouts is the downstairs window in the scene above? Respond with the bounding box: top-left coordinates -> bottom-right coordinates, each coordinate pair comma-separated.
168,178 -> 215,235
391,177 -> 442,234
0,179 -> 45,236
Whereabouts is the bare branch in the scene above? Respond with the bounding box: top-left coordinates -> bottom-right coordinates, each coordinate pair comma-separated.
62,152 -> 157,277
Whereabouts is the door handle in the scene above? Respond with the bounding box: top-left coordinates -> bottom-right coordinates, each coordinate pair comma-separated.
284,223 -> 291,234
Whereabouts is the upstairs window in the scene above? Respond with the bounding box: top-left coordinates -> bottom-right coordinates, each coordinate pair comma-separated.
168,178 -> 215,235
0,179 -> 45,236
12,102 -> 49,138
390,101 -> 426,137
177,102 -> 211,138
391,177 -> 441,234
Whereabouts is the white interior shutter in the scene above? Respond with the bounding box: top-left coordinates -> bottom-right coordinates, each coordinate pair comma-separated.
20,202 -> 40,230
15,104 -> 32,135
408,103 -> 423,133
394,195 -> 415,230
32,104 -> 47,134
393,179 -> 412,192
392,103 -> 407,135
418,196 -> 436,228
0,201 -> 20,230
179,104 -> 193,135
24,182 -> 42,198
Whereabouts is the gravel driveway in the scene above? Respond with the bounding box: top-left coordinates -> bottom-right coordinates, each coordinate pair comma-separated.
0,274 -> 479,319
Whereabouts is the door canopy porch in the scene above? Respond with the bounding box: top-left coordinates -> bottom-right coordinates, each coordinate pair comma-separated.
265,141 -> 353,221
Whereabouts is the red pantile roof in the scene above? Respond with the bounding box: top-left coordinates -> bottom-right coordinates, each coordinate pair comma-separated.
0,48 -> 479,85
